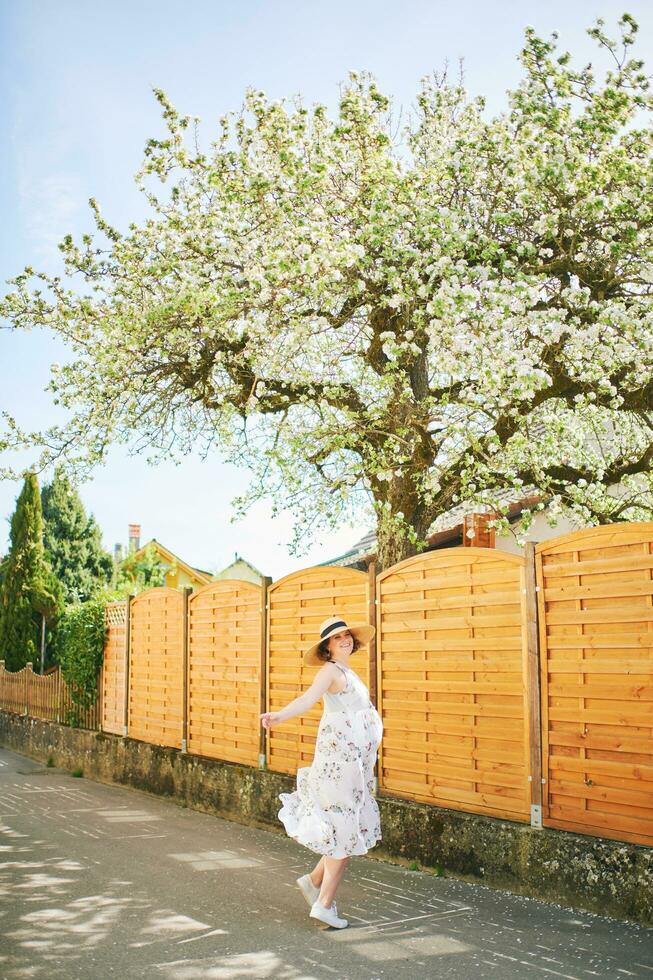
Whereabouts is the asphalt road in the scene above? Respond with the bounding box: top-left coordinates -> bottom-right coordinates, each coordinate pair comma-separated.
0,745 -> 651,979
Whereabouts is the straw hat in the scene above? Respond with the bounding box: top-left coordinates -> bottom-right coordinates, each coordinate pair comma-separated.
303,615 -> 375,666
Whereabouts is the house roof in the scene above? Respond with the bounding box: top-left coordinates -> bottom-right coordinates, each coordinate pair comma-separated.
216,555 -> 266,578
321,494 -> 544,568
130,539 -> 213,585
322,529 -> 377,568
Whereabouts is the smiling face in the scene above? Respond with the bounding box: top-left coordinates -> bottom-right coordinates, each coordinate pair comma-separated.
327,628 -> 354,659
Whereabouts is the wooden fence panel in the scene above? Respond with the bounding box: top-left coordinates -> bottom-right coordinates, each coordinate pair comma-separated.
377,549 -> 532,822
536,523 -> 653,847
102,601 -> 127,735
58,676 -> 101,730
27,669 -> 60,722
267,566 -> 370,776
0,661 -> 31,714
128,588 -> 184,748
187,580 -> 263,767
0,662 -> 100,729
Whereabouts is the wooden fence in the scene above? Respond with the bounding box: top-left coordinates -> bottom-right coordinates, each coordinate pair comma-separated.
266,565 -> 374,776
187,579 -> 268,767
0,661 -> 100,729
1,524 -> 651,849
128,588 -> 184,749
536,523 -> 653,847
376,549 -> 533,822
102,601 -> 128,735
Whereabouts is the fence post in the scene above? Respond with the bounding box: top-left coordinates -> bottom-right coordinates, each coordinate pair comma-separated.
25,663 -> 32,716
259,576 -> 272,769
98,661 -> 104,733
123,595 -> 133,738
40,616 -> 46,674
367,562 -> 378,709
368,562 -> 381,795
524,543 -> 543,829
181,587 -> 192,754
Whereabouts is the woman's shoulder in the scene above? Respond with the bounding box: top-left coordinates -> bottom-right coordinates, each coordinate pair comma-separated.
316,661 -> 341,685
319,660 -> 347,694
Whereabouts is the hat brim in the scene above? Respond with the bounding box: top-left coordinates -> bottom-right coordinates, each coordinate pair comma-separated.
303,624 -> 375,665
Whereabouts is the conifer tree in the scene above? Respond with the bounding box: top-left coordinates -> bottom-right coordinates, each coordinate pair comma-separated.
41,466 -> 113,603
0,473 -> 58,670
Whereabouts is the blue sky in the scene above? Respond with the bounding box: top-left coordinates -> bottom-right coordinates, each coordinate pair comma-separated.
1,1 -> 652,579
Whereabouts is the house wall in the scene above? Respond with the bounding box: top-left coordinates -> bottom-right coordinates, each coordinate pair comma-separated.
496,510 -> 579,556
126,541 -> 209,592
164,566 -> 206,590
213,559 -> 263,585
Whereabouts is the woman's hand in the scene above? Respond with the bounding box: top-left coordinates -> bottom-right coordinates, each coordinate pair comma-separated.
260,711 -> 283,730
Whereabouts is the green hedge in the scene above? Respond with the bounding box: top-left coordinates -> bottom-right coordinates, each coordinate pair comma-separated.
55,592 -> 114,709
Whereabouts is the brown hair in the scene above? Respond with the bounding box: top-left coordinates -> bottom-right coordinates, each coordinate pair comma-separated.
316,632 -> 361,663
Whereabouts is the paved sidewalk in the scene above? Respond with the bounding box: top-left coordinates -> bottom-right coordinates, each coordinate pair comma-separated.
0,746 -> 651,979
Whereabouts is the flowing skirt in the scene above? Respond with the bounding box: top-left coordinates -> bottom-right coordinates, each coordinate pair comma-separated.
278,707 -> 383,859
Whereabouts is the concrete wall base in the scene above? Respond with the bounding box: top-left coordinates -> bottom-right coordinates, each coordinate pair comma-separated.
1,710 -> 650,926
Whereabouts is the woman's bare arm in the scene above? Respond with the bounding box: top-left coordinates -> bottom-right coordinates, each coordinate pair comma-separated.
261,663 -> 340,728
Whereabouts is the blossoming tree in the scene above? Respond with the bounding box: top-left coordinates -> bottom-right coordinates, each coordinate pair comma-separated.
2,15 -> 652,569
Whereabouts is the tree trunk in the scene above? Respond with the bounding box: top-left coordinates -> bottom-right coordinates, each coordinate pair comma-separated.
374,489 -> 433,572
375,517 -> 416,571
40,615 -> 46,674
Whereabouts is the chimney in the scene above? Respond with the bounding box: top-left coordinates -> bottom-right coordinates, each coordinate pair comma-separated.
128,524 -> 141,553
463,512 -> 496,548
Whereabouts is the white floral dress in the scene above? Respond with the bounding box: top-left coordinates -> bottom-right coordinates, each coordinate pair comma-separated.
278,661 -> 383,859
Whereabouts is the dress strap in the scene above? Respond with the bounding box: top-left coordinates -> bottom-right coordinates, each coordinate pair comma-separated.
330,661 -> 350,691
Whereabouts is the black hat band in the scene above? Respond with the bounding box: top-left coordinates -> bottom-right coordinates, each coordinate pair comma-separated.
320,620 -> 348,639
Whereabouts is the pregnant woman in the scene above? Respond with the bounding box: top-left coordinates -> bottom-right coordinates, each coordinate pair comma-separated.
260,615 -> 383,929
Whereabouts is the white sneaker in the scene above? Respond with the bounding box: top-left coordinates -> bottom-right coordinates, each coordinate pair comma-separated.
310,900 -> 348,929
297,876 -> 340,915
296,874 -> 320,907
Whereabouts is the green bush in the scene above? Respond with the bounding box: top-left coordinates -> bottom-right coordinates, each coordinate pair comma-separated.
55,590 -> 117,709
